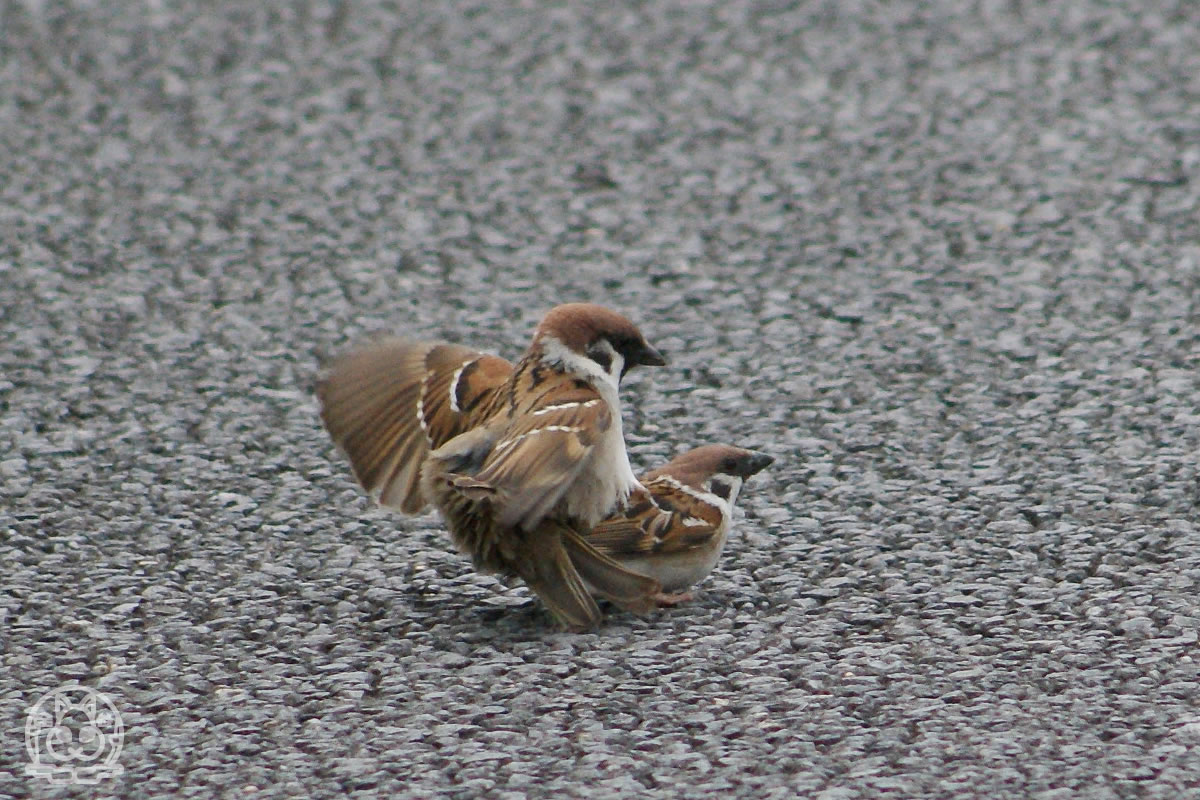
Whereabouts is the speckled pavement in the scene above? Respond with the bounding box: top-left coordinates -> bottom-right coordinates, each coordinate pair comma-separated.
3,2 -> 1200,797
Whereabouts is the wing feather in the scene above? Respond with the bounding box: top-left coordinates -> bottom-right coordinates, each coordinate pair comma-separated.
317,337 -> 509,513
421,347 -> 513,447
318,338 -> 432,512
588,478 -> 723,556
472,397 -> 611,530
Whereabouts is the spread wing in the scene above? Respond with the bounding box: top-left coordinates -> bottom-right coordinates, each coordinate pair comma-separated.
587,477 -> 724,556
470,394 -> 612,530
317,337 -> 511,513
419,345 -> 513,448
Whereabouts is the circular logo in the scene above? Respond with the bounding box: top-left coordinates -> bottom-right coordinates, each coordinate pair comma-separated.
25,684 -> 125,785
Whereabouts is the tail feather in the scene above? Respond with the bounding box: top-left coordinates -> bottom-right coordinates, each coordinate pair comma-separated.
521,534 -> 603,631
558,524 -> 662,615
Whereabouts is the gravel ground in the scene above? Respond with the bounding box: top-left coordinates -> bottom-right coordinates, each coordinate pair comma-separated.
4,1 -> 1200,797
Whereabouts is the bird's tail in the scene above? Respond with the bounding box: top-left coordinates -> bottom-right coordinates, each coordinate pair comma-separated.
557,523 -> 662,616
521,530 -> 604,632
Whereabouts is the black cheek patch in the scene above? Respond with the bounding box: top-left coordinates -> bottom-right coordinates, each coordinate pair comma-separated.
587,346 -> 614,373
709,479 -> 733,500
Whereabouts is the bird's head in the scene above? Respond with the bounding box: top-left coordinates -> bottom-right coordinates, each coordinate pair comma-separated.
532,303 -> 667,389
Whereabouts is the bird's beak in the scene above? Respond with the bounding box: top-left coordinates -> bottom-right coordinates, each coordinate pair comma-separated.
742,451 -> 775,476
631,341 -> 668,368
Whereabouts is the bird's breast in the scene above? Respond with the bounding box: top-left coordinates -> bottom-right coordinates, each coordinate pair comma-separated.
559,419 -> 639,527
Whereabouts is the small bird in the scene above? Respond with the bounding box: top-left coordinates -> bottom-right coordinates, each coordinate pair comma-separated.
585,444 -> 774,605
317,303 -> 668,630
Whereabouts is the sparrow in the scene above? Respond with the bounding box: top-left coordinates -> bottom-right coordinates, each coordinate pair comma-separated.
585,444 -> 774,605
317,303 -> 668,630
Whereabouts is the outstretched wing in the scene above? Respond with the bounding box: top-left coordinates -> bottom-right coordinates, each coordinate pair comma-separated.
317,337 -> 511,513
419,344 -> 514,449
471,394 -> 612,530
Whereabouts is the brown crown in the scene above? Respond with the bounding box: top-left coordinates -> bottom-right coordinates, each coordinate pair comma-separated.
645,444 -> 774,488
533,303 -> 648,353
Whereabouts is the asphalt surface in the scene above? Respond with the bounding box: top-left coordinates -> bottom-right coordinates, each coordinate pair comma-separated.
3,1 -> 1200,797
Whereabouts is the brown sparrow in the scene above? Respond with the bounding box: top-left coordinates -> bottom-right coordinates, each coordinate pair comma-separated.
317,303 -> 668,630
586,444 -> 774,605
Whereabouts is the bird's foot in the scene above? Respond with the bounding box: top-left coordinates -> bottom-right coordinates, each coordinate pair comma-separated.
653,591 -> 694,607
